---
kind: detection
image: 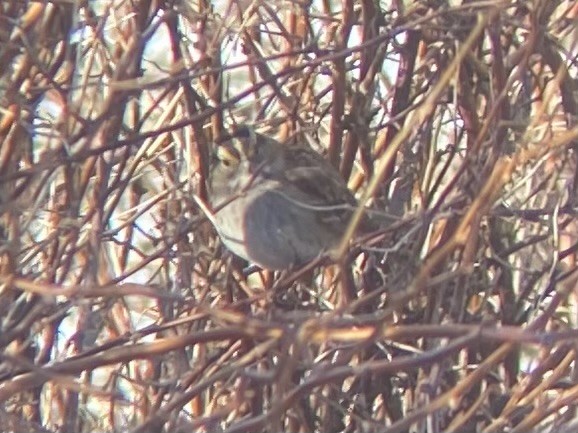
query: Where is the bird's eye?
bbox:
[216,145,240,168]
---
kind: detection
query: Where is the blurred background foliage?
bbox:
[2,0,578,432]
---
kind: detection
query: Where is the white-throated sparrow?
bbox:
[207,126,370,270]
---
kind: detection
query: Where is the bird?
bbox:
[206,126,370,270]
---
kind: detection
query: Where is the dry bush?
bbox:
[1,1,578,432]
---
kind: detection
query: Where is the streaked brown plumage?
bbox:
[207,126,370,269]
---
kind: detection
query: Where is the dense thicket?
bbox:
[1,1,578,432]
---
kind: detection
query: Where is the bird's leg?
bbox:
[242,263,262,277]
